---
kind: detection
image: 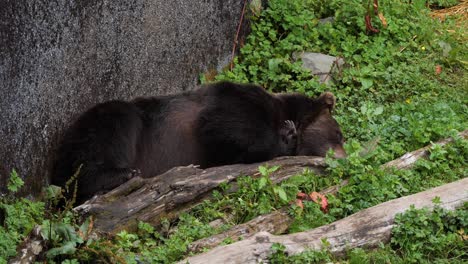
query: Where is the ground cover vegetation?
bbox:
[1,0,466,263]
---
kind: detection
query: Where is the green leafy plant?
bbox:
[6,169,23,193]
[0,170,44,263]
[390,203,468,263]
[41,219,84,259]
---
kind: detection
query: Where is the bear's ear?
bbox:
[318,92,336,111]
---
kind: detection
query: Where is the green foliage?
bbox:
[0,198,44,262]
[6,169,23,193]
[288,199,336,232]
[112,215,220,264]
[390,203,468,263]
[41,219,83,259]
[269,239,336,263]
[191,165,291,225]
[0,170,125,263]
[218,0,466,99]
[215,0,326,92]
[0,171,44,262]
[334,136,466,215]
[427,0,460,8]
[285,137,466,232]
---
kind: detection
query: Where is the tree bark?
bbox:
[181,178,468,264]
[75,156,326,234]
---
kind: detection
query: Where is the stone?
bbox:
[295,52,344,84]
[319,17,334,24]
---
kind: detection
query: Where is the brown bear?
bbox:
[51,81,345,204]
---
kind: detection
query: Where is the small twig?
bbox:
[230,0,248,70]
[323,56,344,83]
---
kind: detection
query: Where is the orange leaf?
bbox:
[309,192,329,212]
[435,65,442,75]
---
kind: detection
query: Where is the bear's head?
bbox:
[296,92,346,158]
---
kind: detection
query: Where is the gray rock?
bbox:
[0,0,250,197]
[295,52,344,84]
[319,17,334,24]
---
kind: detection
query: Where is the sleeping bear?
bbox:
[51,81,345,204]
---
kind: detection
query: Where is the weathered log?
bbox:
[383,130,467,169]
[181,177,468,264]
[75,156,326,234]
[187,130,467,253]
[189,209,291,253]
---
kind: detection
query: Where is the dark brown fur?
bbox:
[51,82,344,204]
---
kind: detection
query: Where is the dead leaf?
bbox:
[309,192,329,212]
[365,15,379,33]
[378,12,387,28]
[435,65,442,75]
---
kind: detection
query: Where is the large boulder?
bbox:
[0,0,250,197]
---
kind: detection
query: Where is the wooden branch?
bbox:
[383,130,467,169]
[187,130,467,253]
[181,178,468,264]
[188,209,291,253]
[75,156,326,234]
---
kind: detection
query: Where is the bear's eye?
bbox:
[336,131,343,143]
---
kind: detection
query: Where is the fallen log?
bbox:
[383,130,467,169]
[188,209,292,254]
[181,177,468,264]
[75,156,326,234]
[187,130,467,252]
